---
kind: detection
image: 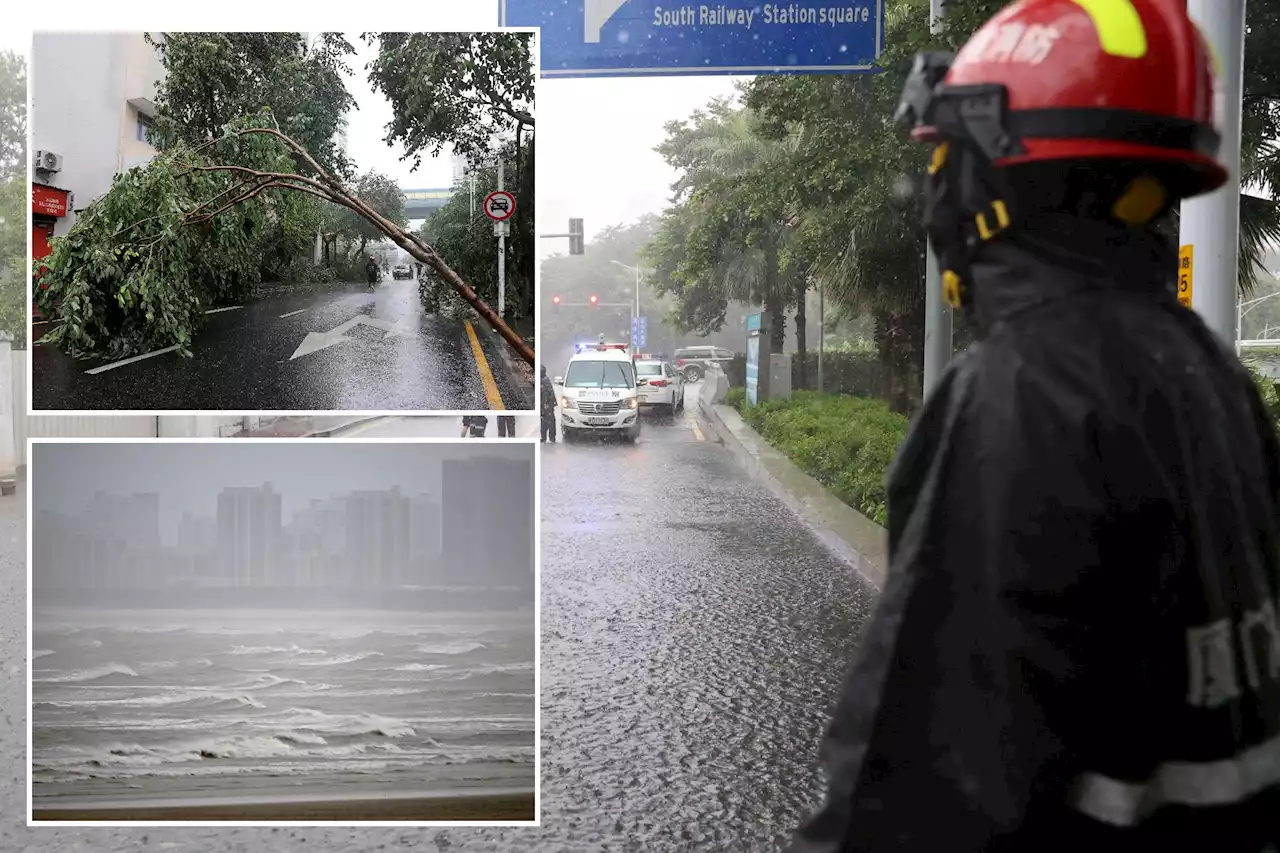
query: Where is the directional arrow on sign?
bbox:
[289,315,413,361]
[584,0,629,43]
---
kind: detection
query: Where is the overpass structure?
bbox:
[402,188,454,219]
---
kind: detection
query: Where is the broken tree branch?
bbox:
[178,127,535,365]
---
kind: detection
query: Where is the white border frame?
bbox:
[25,24,543,420]
[26,435,542,828]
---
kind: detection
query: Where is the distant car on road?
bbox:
[672,346,734,382]
[392,264,412,280]
[634,359,685,415]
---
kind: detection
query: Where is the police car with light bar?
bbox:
[554,340,645,443]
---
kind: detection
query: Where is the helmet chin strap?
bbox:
[925,137,1017,313]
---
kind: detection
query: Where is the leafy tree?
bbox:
[0,51,26,346]
[419,138,535,322]
[645,100,815,383]
[325,170,407,261]
[366,32,535,320]
[0,50,24,179]
[364,31,534,169]
[147,32,356,181]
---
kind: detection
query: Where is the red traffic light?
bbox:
[552,295,561,305]
[589,295,598,305]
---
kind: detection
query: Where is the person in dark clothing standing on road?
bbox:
[460,415,487,438]
[540,365,557,443]
[364,255,379,289]
[497,415,516,437]
[788,3,1280,852]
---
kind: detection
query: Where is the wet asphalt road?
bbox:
[1,395,879,851]
[32,281,532,411]
[334,415,539,438]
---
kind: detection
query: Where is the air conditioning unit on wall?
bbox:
[35,150,63,173]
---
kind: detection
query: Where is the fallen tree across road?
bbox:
[36,114,535,365]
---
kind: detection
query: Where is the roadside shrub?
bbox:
[266,259,339,286]
[725,386,746,411]
[1244,361,1280,427]
[740,391,908,525]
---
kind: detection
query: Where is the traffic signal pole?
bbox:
[1180,0,1247,348]
[921,0,952,401]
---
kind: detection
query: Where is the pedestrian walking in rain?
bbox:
[497,415,515,437]
[540,365,557,443]
[788,2,1280,852]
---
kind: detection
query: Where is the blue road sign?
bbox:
[631,315,648,349]
[499,0,885,78]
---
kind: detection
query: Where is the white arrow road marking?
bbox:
[585,0,629,43]
[278,309,307,319]
[289,315,414,360]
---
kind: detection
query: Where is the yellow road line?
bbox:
[464,321,506,410]
[691,420,705,441]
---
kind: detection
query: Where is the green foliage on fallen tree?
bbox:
[34,113,317,359]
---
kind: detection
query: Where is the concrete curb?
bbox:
[698,397,888,590]
[472,314,535,410]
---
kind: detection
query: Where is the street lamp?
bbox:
[611,260,653,355]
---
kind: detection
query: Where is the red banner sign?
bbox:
[32,184,69,217]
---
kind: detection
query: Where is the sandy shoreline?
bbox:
[33,791,535,822]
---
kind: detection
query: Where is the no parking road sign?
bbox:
[483,190,517,222]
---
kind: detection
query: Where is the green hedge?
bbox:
[732,390,907,525]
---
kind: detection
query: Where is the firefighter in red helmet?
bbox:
[788,2,1280,851]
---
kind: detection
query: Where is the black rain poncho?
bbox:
[788,217,1280,853]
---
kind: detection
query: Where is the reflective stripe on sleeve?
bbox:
[1069,733,1280,826]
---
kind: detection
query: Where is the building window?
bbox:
[136,116,153,144]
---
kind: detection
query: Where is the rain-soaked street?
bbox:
[31,280,531,411]
[0,394,880,852]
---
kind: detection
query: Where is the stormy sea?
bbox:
[31,608,535,812]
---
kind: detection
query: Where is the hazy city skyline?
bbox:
[33,446,534,594]
[31,443,530,536]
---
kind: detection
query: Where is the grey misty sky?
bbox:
[540,76,748,240]
[31,442,532,534]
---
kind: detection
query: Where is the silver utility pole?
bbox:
[921,0,952,400]
[1181,0,1247,347]
[497,159,506,319]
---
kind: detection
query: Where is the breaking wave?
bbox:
[38,663,138,684]
[414,640,486,655]
[296,652,384,667]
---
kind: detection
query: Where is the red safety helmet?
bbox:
[897,0,1226,198]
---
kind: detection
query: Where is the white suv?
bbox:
[555,343,644,443]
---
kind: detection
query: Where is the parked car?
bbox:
[672,346,734,382]
[634,359,685,415]
[392,264,412,280]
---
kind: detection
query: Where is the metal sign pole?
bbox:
[921,0,952,401]
[1180,0,1247,348]
[497,160,506,319]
